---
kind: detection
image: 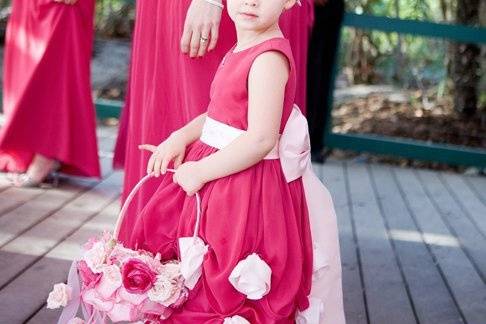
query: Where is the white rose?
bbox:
[84,241,107,273]
[228,253,272,300]
[162,262,182,279]
[46,283,72,309]
[147,274,181,306]
[223,315,251,324]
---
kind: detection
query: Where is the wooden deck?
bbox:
[0,125,485,324]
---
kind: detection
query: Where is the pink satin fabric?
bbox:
[0,0,100,177]
[277,106,345,324]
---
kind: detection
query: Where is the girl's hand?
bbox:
[139,133,187,177]
[53,0,78,4]
[173,162,206,196]
[181,0,223,58]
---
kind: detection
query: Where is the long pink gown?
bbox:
[124,38,313,323]
[114,1,313,242]
[0,0,100,178]
[114,0,236,241]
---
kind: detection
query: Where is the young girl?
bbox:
[123,0,344,322]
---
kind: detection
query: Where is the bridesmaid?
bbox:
[114,0,316,241]
[113,0,236,241]
[0,0,100,186]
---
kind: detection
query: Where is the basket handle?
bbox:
[113,169,202,241]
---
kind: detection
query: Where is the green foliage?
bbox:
[339,0,483,94]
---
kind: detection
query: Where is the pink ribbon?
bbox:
[58,261,106,324]
[278,105,345,324]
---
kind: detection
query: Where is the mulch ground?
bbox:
[329,92,486,172]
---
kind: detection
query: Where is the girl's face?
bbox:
[227,0,297,32]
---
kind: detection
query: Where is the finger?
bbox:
[189,28,201,58]
[198,26,211,57]
[208,24,219,51]
[153,155,163,177]
[173,153,185,169]
[172,172,178,185]
[146,153,156,175]
[160,155,173,175]
[180,25,192,54]
[139,144,157,153]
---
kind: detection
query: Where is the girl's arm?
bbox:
[173,112,208,146]
[140,113,207,176]
[174,51,290,193]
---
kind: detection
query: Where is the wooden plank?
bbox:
[394,168,486,323]
[3,201,120,324]
[417,170,486,281]
[0,172,122,289]
[0,154,115,250]
[346,162,416,324]
[465,176,486,205]
[0,187,46,216]
[441,172,486,245]
[0,183,91,248]
[370,164,462,324]
[321,161,368,324]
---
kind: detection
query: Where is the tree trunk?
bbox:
[451,0,480,116]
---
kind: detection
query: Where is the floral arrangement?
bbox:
[47,231,189,324]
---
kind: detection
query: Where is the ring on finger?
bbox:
[200,36,209,43]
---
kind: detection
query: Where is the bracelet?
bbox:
[203,0,224,9]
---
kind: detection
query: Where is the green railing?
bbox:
[322,13,486,167]
[95,99,123,119]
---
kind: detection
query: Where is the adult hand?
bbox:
[181,0,223,58]
[53,0,79,4]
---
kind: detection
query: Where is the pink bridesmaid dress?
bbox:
[124,38,313,324]
[0,0,100,178]
[280,0,314,114]
[114,0,236,241]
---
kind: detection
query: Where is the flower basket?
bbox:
[47,172,208,324]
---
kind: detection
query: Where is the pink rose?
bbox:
[108,244,139,266]
[140,300,173,321]
[82,289,114,312]
[117,286,147,305]
[107,301,141,322]
[122,259,157,294]
[47,283,72,309]
[83,241,107,273]
[83,236,100,251]
[96,265,122,299]
[78,260,101,289]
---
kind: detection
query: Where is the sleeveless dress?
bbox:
[123,38,314,323]
[0,0,100,177]
[113,2,314,242]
